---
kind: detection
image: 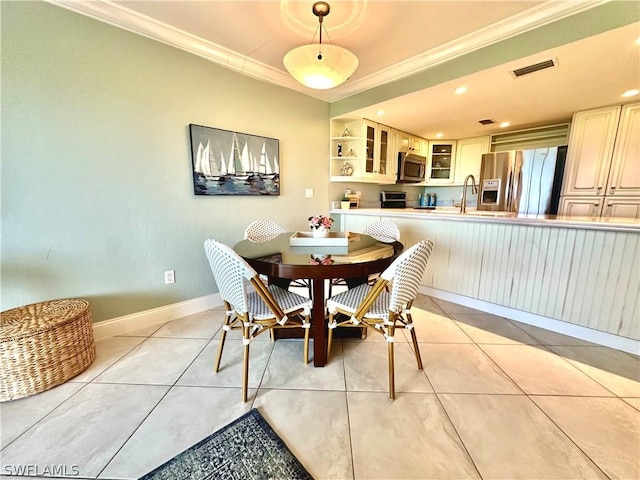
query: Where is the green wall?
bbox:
[1,2,329,321]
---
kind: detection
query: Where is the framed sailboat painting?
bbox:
[189,124,280,196]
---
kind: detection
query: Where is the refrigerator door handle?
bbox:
[508,165,521,213]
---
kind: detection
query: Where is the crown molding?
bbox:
[46,0,608,103]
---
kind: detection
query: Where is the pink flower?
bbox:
[308,214,334,230]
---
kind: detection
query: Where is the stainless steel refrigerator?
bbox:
[478,146,567,214]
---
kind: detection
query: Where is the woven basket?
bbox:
[1,299,96,402]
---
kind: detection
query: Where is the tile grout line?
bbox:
[340,340,357,480]
[94,326,219,480]
[525,394,613,480]
[432,391,485,480]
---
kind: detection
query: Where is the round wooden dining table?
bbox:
[234,232,403,366]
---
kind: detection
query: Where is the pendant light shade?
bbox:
[283,44,358,90]
[283,2,359,90]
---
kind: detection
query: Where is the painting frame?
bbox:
[189,124,280,196]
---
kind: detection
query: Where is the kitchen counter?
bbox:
[334,207,639,353]
[330,207,640,233]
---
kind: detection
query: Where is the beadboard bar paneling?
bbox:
[338,211,640,341]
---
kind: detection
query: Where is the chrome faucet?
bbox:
[461,174,478,213]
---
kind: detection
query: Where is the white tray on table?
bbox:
[289,231,358,247]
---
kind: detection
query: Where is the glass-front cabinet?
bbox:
[364,121,375,176]
[427,140,457,184]
[364,120,391,179]
[330,117,395,184]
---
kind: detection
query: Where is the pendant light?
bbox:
[283,2,359,90]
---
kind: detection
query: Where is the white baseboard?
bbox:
[93,288,639,355]
[93,293,223,340]
[420,286,640,355]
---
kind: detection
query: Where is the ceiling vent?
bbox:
[511,59,556,78]
[478,119,496,125]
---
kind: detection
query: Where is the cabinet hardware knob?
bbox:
[597,187,602,190]
[607,203,613,207]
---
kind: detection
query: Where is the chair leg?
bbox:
[214,313,231,372]
[242,324,250,403]
[327,313,335,362]
[303,316,310,364]
[387,325,396,401]
[408,317,423,370]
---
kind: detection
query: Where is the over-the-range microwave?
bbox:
[397,152,427,183]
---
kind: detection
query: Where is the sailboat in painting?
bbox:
[194,140,213,178]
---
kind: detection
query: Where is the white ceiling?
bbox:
[50,0,640,139]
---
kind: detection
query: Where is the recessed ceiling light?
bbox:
[435,133,443,138]
[500,122,510,128]
[376,109,386,116]
[622,89,639,97]
[454,86,468,95]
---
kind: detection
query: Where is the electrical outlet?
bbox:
[305,188,314,199]
[164,270,175,284]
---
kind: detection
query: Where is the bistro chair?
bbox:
[244,220,312,297]
[243,219,286,243]
[328,220,401,297]
[204,238,312,402]
[326,239,434,400]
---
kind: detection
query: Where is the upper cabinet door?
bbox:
[364,120,376,177]
[398,131,423,154]
[376,124,391,179]
[453,136,490,185]
[562,105,621,196]
[427,141,457,184]
[607,103,640,196]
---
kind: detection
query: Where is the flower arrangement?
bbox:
[308,215,334,230]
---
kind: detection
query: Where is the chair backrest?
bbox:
[363,220,400,243]
[204,239,256,314]
[380,240,434,313]
[244,220,286,243]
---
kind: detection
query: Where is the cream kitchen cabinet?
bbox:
[559,195,640,219]
[329,118,396,184]
[602,197,640,219]
[607,103,640,196]
[562,105,620,196]
[562,103,639,197]
[452,136,490,185]
[426,140,457,184]
[560,102,639,217]
[363,120,396,183]
[559,196,604,217]
[398,131,425,155]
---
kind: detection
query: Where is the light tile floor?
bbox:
[1,295,639,480]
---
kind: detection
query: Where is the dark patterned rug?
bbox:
[139,408,313,480]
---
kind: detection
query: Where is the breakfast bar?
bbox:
[333,208,640,353]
